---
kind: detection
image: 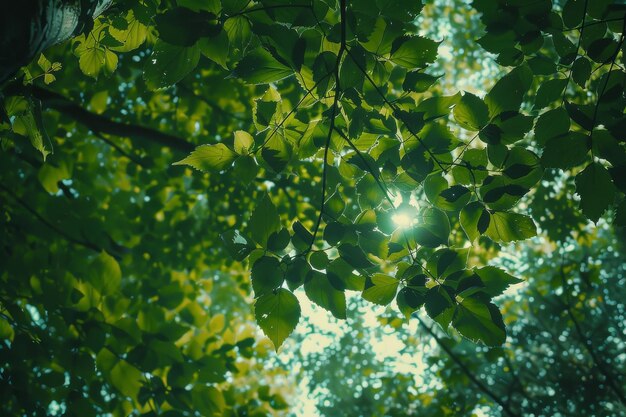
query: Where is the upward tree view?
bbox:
[1,0,625,415]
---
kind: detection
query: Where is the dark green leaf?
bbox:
[255,288,300,351]
[144,42,200,90]
[413,207,450,248]
[304,270,347,319]
[390,36,439,69]
[251,256,284,296]
[249,194,281,246]
[452,296,506,346]
[338,243,374,269]
[484,65,533,116]
[454,92,490,130]
[232,48,292,84]
[474,266,523,297]
[396,287,425,319]
[402,71,442,92]
[534,78,567,109]
[575,162,616,222]
[541,132,590,169]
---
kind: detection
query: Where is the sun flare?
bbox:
[391,213,414,229]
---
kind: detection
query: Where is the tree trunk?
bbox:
[0,0,111,85]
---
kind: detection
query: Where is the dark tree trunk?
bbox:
[0,0,111,85]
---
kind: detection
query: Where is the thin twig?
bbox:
[562,0,590,105]
[417,316,522,417]
[306,0,347,253]
[0,184,103,254]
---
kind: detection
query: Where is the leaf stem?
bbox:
[561,0,590,105]
[588,16,626,143]
[344,48,447,173]
[306,0,347,253]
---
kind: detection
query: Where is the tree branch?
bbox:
[562,0,590,105]
[344,48,447,173]
[417,316,522,417]
[306,0,347,253]
[0,184,103,254]
[558,255,626,405]
[27,86,195,154]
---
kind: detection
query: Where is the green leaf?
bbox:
[338,244,374,269]
[593,130,626,166]
[221,230,255,260]
[541,132,590,169]
[232,48,292,84]
[424,174,471,211]
[390,36,439,69]
[428,248,466,279]
[323,222,345,246]
[454,92,490,130]
[267,228,290,252]
[413,207,450,248]
[362,274,399,306]
[198,30,229,69]
[565,101,594,131]
[173,143,238,171]
[415,93,461,120]
[78,47,106,78]
[251,256,284,296]
[144,42,200,90]
[340,47,365,90]
[460,201,490,242]
[396,287,425,319]
[233,130,254,154]
[304,271,346,319]
[15,104,53,161]
[192,386,225,416]
[534,78,568,109]
[255,288,300,351]
[403,71,441,92]
[587,38,618,63]
[292,221,313,250]
[285,257,311,291]
[572,57,591,88]
[474,266,523,297]
[484,65,533,116]
[534,108,570,145]
[154,7,218,46]
[254,99,278,128]
[575,162,616,222]
[109,359,142,398]
[562,0,586,28]
[452,296,506,346]
[327,258,365,291]
[89,251,122,295]
[222,0,249,14]
[249,194,281,246]
[484,211,537,243]
[425,286,456,328]
[325,190,346,218]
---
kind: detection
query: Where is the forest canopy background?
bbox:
[1,0,626,416]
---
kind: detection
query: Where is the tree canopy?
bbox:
[1,0,625,416]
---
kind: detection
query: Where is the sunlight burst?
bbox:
[391,213,414,229]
